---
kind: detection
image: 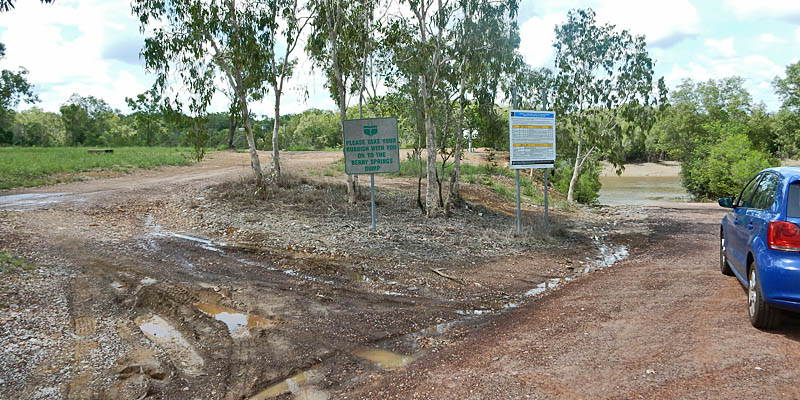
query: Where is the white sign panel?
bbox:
[508,110,556,169]
[343,117,400,175]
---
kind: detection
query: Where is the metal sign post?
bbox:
[508,108,556,233]
[342,118,400,232]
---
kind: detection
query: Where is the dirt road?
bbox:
[344,204,800,399]
[2,151,798,399]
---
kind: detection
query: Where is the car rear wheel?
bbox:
[748,262,780,330]
[720,231,734,276]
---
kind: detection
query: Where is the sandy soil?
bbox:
[2,150,797,399]
[601,160,682,177]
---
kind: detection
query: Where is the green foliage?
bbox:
[0,249,36,273]
[0,147,194,189]
[0,42,38,143]
[551,158,601,204]
[290,109,341,149]
[681,134,777,200]
[774,61,800,113]
[553,8,660,202]
[126,88,166,146]
[11,107,64,146]
[59,94,115,146]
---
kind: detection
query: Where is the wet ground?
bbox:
[6,152,791,399]
[0,151,628,399]
[343,203,800,399]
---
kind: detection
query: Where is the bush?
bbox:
[681,133,777,200]
[551,159,601,204]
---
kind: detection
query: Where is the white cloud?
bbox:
[518,13,564,68]
[590,0,700,48]
[0,0,152,112]
[665,55,784,109]
[724,0,800,22]
[759,33,786,45]
[704,37,736,57]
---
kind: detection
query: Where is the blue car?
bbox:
[719,167,800,329]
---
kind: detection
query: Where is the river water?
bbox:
[598,175,691,205]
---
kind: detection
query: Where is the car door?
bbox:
[746,172,781,257]
[727,173,763,277]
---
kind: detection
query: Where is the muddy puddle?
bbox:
[136,314,205,376]
[352,347,420,370]
[250,347,420,399]
[140,214,630,398]
[194,302,273,338]
[249,369,328,400]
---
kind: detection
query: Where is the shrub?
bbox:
[681,133,777,200]
[551,159,601,204]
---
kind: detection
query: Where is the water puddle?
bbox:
[140,277,157,286]
[136,314,204,376]
[352,347,419,370]
[0,192,72,210]
[249,369,328,400]
[144,215,226,253]
[194,302,273,338]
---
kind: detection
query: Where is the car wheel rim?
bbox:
[721,237,726,263]
[749,269,757,317]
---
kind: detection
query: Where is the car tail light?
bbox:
[768,221,800,252]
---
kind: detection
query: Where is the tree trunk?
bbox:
[227,112,236,149]
[567,122,582,203]
[271,98,281,180]
[421,75,438,217]
[446,60,467,211]
[234,73,262,185]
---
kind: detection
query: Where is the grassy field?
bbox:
[0,147,195,190]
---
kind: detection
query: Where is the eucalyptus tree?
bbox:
[132,0,277,184]
[267,0,312,180]
[380,0,456,216]
[125,88,164,146]
[307,0,377,203]
[445,0,519,211]
[553,9,659,203]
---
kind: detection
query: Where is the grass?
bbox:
[0,147,195,190]
[0,249,36,273]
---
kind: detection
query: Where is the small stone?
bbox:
[755,367,764,371]
[646,369,655,375]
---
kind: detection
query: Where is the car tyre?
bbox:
[720,231,734,276]
[748,261,780,330]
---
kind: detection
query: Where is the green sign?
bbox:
[343,118,400,175]
[363,125,378,136]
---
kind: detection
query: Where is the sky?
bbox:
[1,0,799,116]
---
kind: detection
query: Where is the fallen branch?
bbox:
[428,267,465,285]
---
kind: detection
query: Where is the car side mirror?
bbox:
[718,197,734,208]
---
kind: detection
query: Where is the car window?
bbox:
[736,174,762,208]
[750,173,780,210]
[788,182,800,218]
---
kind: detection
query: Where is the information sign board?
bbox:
[343,117,400,175]
[508,110,556,169]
